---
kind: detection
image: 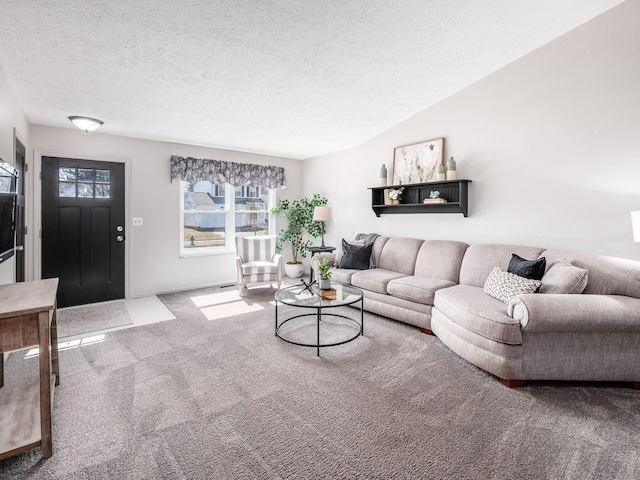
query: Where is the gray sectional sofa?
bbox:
[312,236,640,388]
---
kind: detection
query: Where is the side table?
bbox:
[307,245,336,280]
[0,278,60,460]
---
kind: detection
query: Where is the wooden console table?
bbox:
[0,278,59,460]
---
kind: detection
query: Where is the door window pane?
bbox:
[59,182,76,197]
[78,183,94,197]
[59,168,76,181]
[95,184,111,198]
[95,170,110,183]
[77,169,94,181]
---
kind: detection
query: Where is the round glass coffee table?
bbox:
[274,283,364,356]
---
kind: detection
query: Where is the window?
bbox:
[58,167,111,198]
[181,180,275,254]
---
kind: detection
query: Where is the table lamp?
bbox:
[313,206,332,247]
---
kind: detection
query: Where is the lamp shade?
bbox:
[313,206,332,222]
[632,211,640,242]
[68,116,103,133]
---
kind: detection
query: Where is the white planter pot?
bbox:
[284,262,305,279]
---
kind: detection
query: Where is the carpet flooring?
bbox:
[57,300,133,338]
[1,285,639,479]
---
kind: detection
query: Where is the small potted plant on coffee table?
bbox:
[317,257,332,290]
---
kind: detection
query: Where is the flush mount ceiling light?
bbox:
[68,116,103,133]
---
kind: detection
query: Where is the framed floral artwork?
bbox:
[391,138,444,185]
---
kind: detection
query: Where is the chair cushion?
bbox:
[387,276,456,305]
[241,261,279,275]
[351,269,407,294]
[434,284,523,345]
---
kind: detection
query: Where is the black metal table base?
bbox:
[275,300,364,356]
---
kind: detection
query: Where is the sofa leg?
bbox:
[238,283,244,296]
[419,328,433,335]
[633,382,640,390]
[498,377,527,388]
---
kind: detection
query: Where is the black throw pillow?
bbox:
[507,254,546,280]
[338,239,373,270]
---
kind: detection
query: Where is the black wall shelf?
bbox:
[369,179,471,217]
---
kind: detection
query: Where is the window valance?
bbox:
[170,155,287,189]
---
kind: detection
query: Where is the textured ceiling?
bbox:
[0,1,625,159]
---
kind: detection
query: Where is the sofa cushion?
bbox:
[377,237,424,275]
[351,269,407,294]
[434,284,523,345]
[539,259,588,294]
[507,254,546,280]
[483,267,542,303]
[413,240,469,282]
[459,244,545,287]
[371,236,390,268]
[541,249,640,298]
[338,239,373,270]
[387,276,456,305]
[330,267,361,285]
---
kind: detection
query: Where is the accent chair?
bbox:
[235,235,283,295]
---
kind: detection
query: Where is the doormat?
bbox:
[57,300,133,338]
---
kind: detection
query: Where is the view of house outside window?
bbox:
[181,180,274,253]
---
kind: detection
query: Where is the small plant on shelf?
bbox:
[388,187,404,202]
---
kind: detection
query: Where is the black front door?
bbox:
[41,157,125,307]
[14,138,25,282]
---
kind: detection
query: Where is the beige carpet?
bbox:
[57,300,132,338]
[1,284,639,479]
[56,296,176,339]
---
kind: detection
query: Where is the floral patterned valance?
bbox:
[170,155,287,189]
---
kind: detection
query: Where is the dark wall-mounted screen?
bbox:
[0,193,15,264]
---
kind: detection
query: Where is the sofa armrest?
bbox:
[311,253,337,270]
[508,294,640,332]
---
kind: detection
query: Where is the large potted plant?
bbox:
[269,194,328,278]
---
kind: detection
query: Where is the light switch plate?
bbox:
[132,217,143,226]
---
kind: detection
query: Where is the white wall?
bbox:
[303,1,640,261]
[29,125,303,296]
[0,64,30,284]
